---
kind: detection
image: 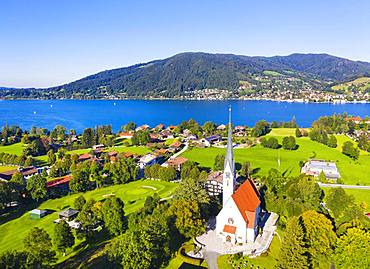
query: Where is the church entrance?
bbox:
[226,235,231,242]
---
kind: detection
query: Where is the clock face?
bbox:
[225,172,230,178]
[228,218,234,224]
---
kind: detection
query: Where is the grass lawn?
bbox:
[0,165,17,172]
[217,236,281,269]
[0,142,25,155]
[182,130,370,185]
[322,188,370,206]
[0,180,177,263]
[107,145,150,155]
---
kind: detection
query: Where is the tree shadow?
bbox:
[0,200,41,225]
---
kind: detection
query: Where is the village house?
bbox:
[29,209,48,219]
[78,153,92,162]
[154,123,165,130]
[138,153,159,169]
[158,130,174,140]
[163,156,188,171]
[136,124,150,131]
[205,171,223,196]
[217,124,226,131]
[301,160,341,181]
[0,166,38,181]
[46,175,73,189]
[92,144,105,151]
[119,131,134,139]
[169,140,183,152]
[203,134,222,147]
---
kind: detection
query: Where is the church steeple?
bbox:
[224,106,234,173]
[222,106,236,207]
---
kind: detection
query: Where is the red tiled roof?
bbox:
[232,179,260,228]
[223,224,237,234]
[79,153,92,160]
[119,132,133,137]
[167,156,188,166]
[346,116,362,122]
[47,175,72,188]
[108,151,118,157]
[171,141,182,148]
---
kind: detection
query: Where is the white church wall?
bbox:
[216,198,247,243]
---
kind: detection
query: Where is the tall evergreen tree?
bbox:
[276,216,309,269]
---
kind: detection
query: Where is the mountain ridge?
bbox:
[1,52,370,99]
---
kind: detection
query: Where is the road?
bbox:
[318,183,370,190]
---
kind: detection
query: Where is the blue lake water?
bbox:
[0,100,369,132]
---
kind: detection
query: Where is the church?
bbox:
[216,108,261,244]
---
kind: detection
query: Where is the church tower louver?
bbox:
[222,106,236,207]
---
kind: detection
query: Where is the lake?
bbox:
[0,100,369,132]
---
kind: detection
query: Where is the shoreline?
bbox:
[1,97,370,104]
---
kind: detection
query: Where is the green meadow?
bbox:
[182,129,370,185]
[0,165,17,172]
[0,180,177,262]
[0,142,25,155]
[322,188,370,206]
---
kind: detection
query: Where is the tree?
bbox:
[202,121,216,135]
[24,227,56,265]
[282,136,296,150]
[327,135,337,148]
[109,157,139,184]
[77,199,102,238]
[334,228,370,269]
[342,141,359,160]
[0,182,12,210]
[240,161,251,178]
[300,210,336,267]
[213,154,225,171]
[251,120,270,137]
[123,122,136,132]
[168,199,206,238]
[131,130,150,145]
[47,149,56,165]
[261,137,280,149]
[102,197,125,236]
[295,128,302,137]
[0,250,29,269]
[10,172,25,196]
[276,216,309,269]
[69,168,90,193]
[73,195,86,211]
[82,128,95,148]
[53,220,75,255]
[26,174,47,201]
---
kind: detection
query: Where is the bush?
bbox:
[261,137,280,149]
[342,141,359,160]
[282,136,297,150]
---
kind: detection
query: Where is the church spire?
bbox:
[224,106,234,172]
[222,106,236,207]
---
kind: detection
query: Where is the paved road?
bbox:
[318,183,370,190]
[204,251,219,269]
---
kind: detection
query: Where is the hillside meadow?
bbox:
[182,128,370,185]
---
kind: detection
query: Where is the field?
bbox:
[0,180,177,262]
[0,142,25,155]
[332,76,370,92]
[0,165,17,172]
[182,129,370,185]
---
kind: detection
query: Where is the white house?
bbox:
[215,107,261,244]
[138,154,159,169]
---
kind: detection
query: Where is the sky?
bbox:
[1,0,369,88]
